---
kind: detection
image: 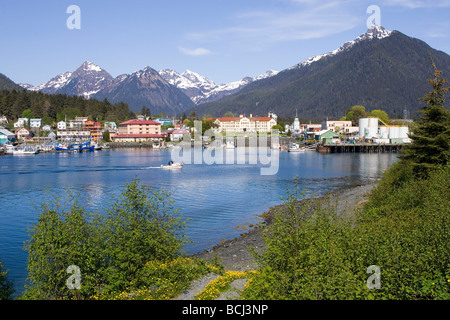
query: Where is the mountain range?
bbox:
[194,25,450,119]
[17,62,278,115]
[158,69,278,105]
[5,24,450,120]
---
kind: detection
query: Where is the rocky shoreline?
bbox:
[193,182,376,272]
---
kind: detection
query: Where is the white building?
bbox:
[30,119,42,128]
[321,120,358,134]
[15,127,32,140]
[0,116,9,124]
[57,121,67,130]
[57,129,91,141]
[14,118,29,128]
[213,114,277,134]
[170,129,190,142]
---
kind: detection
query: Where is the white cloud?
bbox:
[185,1,360,51]
[178,47,211,56]
[383,0,450,8]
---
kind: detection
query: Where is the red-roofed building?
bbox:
[213,114,277,133]
[112,117,163,142]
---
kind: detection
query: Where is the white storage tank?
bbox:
[365,127,378,139]
[389,127,400,139]
[379,126,389,139]
[399,127,409,139]
[368,117,379,128]
[359,118,369,137]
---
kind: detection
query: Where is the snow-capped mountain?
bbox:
[25,71,73,94]
[159,69,279,104]
[22,61,113,98]
[92,66,195,114]
[291,24,392,69]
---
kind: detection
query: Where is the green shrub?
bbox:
[242,165,449,300]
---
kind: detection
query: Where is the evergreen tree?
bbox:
[401,61,450,175]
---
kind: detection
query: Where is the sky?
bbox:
[1,0,450,86]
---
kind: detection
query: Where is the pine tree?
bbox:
[401,60,450,175]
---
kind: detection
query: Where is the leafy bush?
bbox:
[242,165,449,300]
[21,178,190,300]
[0,259,14,300]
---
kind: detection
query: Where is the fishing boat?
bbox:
[288,143,306,152]
[161,161,184,169]
[56,142,95,153]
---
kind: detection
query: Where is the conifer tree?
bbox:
[401,60,450,175]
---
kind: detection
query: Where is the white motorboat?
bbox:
[13,147,38,155]
[288,143,305,152]
[161,161,184,169]
[4,144,17,154]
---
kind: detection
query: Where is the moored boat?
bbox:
[288,143,306,152]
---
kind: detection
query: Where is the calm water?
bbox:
[0,148,398,294]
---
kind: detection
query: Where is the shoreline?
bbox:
[193,181,377,271]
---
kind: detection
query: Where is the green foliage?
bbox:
[272,124,284,132]
[370,109,390,124]
[22,179,188,300]
[242,165,450,300]
[22,192,99,300]
[401,62,450,175]
[93,257,221,300]
[21,108,34,119]
[96,179,188,292]
[0,89,135,123]
[0,259,14,300]
[346,105,368,126]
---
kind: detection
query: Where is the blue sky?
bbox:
[1,0,450,86]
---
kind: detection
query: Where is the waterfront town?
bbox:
[0,110,411,155]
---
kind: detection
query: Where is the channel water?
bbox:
[0,148,398,294]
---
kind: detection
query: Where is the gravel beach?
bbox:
[194,182,376,271]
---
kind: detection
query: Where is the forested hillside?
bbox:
[0,89,135,124]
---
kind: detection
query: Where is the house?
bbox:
[315,130,340,144]
[0,116,10,124]
[112,118,163,142]
[30,119,42,128]
[57,121,67,130]
[15,128,32,141]
[69,117,88,129]
[42,125,52,131]
[47,131,57,141]
[14,118,29,128]
[170,129,190,142]
[0,127,16,144]
[84,120,102,141]
[213,114,277,134]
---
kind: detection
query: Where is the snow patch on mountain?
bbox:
[159,69,279,104]
[291,25,392,69]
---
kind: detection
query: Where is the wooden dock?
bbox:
[318,144,403,153]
